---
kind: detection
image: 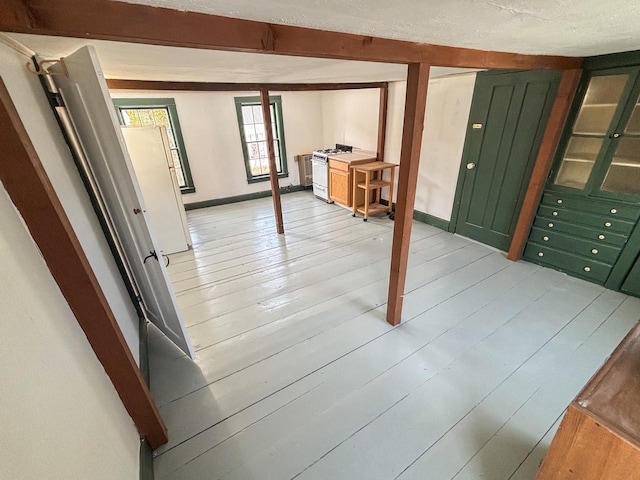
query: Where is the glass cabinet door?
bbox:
[600,97,640,195]
[554,74,630,189]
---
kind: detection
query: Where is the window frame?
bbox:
[234,95,289,184]
[112,98,196,194]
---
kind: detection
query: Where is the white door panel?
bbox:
[51,46,194,357]
[122,127,190,255]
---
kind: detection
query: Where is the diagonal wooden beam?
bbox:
[387,63,430,326]
[260,89,284,234]
[0,77,168,449]
[0,0,582,69]
[507,69,582,261]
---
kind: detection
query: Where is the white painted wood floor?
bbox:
[149,191,640,480]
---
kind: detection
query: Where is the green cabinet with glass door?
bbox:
[524,53,640,296]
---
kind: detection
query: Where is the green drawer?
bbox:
[538,205,635,234]
[529,227,621,265]
[541,193,640,221]
[533,216,628,247]
[523,243,612,284]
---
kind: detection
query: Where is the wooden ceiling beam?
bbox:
[106,79,389,92]
[1,0,582,70]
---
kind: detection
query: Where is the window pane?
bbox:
[152,108,169,127]
[273,140,280,160]
[169,149,181,169]
[241,105,254,125]
[248,142,260,160]
[573,75,628,135]
[122,109,140,127]
[254,123,266,141]
[258,141,267,158]
[252,105,263,124]
[554,136,603,189]
[244,124,257,142]
[249,159,261,175]
[624,95,640,134]
[601,137,640,194]
[165,126,177,149]
[260,158,270,175]
[137,109,155,126]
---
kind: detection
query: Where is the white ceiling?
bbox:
[8,33,476,84]
[10,0,640,85]
[116,0,640,57]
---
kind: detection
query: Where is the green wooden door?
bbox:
[453,70,561,251]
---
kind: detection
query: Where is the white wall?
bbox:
[0,184,140,480]
[320,75,476,222]
[321,88,380,151]
[0,44,141,362]
[384,74,476,221]
[110,90,324,204]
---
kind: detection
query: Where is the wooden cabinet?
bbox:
[524,59,640,295]
[329,159,351,206]
[536,322,640,479]
[328,157,375,207]
[523,191,639,284]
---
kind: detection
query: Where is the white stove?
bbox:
[311,146,352,202]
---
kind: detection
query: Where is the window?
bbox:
[113,98,195,194]
[235,96,288,183]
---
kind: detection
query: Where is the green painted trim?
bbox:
[112,98,196,194]
[234,95,289,183]
[139,437,153,480]
[583,50,640,71]
[184,185,307,210]
[413,210,450,231]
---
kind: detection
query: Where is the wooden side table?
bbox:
[351,162,398,221]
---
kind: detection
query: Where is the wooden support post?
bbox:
[377,83,389,161]
[386,63,430,326]
[0,78,168,448]
[260,89,284,234]
[507,69,582,261]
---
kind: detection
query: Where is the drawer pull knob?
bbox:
[605,221,612,227]
[584,266,591,272]
[538,252,544,257]
[543,236,549,241]
[591,249,599,254]
[598,234,606,240]
[610,208,617,214]
[548,222,554,228]
[557,199,563,204]
[552,211,559,216]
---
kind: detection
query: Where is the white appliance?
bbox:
[311,146,353,202]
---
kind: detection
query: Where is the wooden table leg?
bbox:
[352,166,358,217]
[388,166,396,214]
[364,171,370,221]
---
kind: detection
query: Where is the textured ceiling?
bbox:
[115,0,640,57]
[9,33,477,83]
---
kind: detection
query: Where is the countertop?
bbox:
[327,149,378,164]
